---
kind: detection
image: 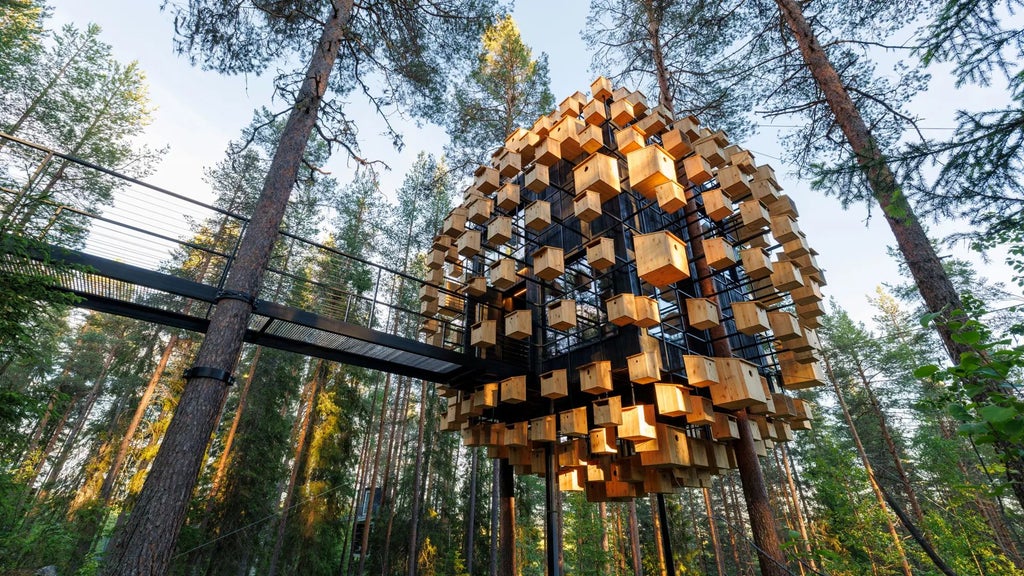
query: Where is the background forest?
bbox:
[1,0,1024,575]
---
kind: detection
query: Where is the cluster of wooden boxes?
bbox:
[426,77,825,500]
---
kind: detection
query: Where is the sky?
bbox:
[42,0,1021,328]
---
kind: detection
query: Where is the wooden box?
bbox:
[418,284,438,302]
[500,375,526,404]
[580,360,613,395]
[627,351,661,384]
[497,150,521,178]
[750,180,781,205]
[474,166,499,194]
[579,124,604,154]
[768,310,803,341]
[590,427,618,455]
[504,422,529,447]
[456,229,481,257]
[463,276,487,298]
[739,247,774,279]
[618,404,657,442]
[702,237,737,269]
[593,396,622,427]
[702,188,734,221]
[487,215,512,245]
[532,246,564,281]
[495,181,519,211]
[558,92,586,118]
[591,75,613,101]
[626,145,676,198]
[772,393,798,419]
[467,196,493,225]
[716,165,750,197]
[633,231,690,287]
[784,234,810,258]
[474,382,498,410]
[711,413,740,440]
[442,207,467,238]
[655,180,686,213]
[635,112,667,137]
[470,319,497,348]
[771,260,805,292]
[505,309,532,340]
[573,152,621,201]
[420,318,438,334]
[768,194,799,218]
[661,127,693,159]
[615,125,645,154]
[793,398,813,422]
[731,149,756,173]
[606,293,637,326]
[640,423,694,468]
[525,200,551,231]
[683,154,713,185]
[420,297,438,317]
[540,369,568,399]
[551,116,584,158]
[559,468,585,492]
[684,393,716,425]
[682,355,719,387]
[770,214,801,244]
[586,237,616,271]
[533,137,560,166]
[634,295,661,328]
[524,163,549,193]
[686,298,720,330]
[609,98,634,127]
[694,138,727,167]
[529,415,557,443]
[560,406,589,437]
[779,354,826,390]
[739,200,771,229]
[574,189,602,223]
[732,300,770,335]
[710,357,768,410]
[490,258,517,291]
[791,278,823,306]
[583,98,607,125]
[654,383,690,417]
[547,299,577,330]
[749,377,777,415]
[625,90,649,114]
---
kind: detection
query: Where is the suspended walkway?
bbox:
[0,133,520,386]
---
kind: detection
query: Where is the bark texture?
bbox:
[100,3,353,574]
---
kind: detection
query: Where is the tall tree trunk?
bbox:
[703,487,726,576]
[649,495,667,576]
[853,360,926,524]
[40,340,120,494]
[205,345,261,503]
[465,447,479,576]
[824,357,913,576]
[406,380,430,576]
[100,334,179,504]
[779,444,816,571]
[489,459,499,576]
[773,0,1024,512]
[266,363,323,576]
[642,1,672,110]
[498,459,515,576]
[627,499,642,576]
[598,502,610,576]
[99,4,354,574]
[358,371,397,576]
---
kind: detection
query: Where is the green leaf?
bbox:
[913,364,940,378]
[979,404,1018,424]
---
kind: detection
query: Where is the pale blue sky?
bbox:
[43,0,1020,326]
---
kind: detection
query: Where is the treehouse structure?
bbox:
[420,77,826,569]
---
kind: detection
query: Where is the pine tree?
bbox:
[440,15,554,170]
